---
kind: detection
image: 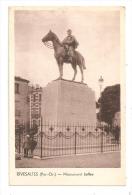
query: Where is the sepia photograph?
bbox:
[9,6,125,185]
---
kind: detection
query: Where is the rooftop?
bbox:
[15,76,29,83]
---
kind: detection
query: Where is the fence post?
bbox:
[40,116,43,159]
[75,127,77,155]
[101,130,103,153]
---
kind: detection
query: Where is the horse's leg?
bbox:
[57,59,63,79]
[60,59,63,79]
[59,64,62,79]
[57,65,62,79]
[71,64,77,81]
[60,63,63,78]
[72,67,77,81]
[79,65,84,83]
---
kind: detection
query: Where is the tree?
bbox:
[97,84,120,125]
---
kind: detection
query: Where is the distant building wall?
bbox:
[15,76,29,131]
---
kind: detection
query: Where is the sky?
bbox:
[15,7,121,99]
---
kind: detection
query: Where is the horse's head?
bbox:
[42,30,54,43]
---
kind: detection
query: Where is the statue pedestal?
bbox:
[41,79,96,125]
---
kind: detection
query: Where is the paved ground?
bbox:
[16,151,120,168]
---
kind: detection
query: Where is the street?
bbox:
[16,151,120,168]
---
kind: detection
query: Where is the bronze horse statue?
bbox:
[42,30,86,82]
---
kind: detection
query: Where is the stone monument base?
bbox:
[41,79,96,125]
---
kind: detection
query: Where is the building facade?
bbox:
[15,76,30,131]
[15,76,43,133]
[29,85,42,129]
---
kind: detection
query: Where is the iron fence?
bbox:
[15,123,120,158]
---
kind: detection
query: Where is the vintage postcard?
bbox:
[9,6,125,185]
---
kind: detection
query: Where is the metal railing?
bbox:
[15,123,120,158]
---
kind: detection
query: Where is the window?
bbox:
[15,119,19,125]
[39,108,41,116]
[15,109,21,116]
[39,94,41,101]
[15,83,19,94]
[33,94,36,102]
[15,120,20,130]
[32,120,37,127]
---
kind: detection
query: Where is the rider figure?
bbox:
[62,29,79,62]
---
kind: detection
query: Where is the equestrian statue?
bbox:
[42,29,86,83]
